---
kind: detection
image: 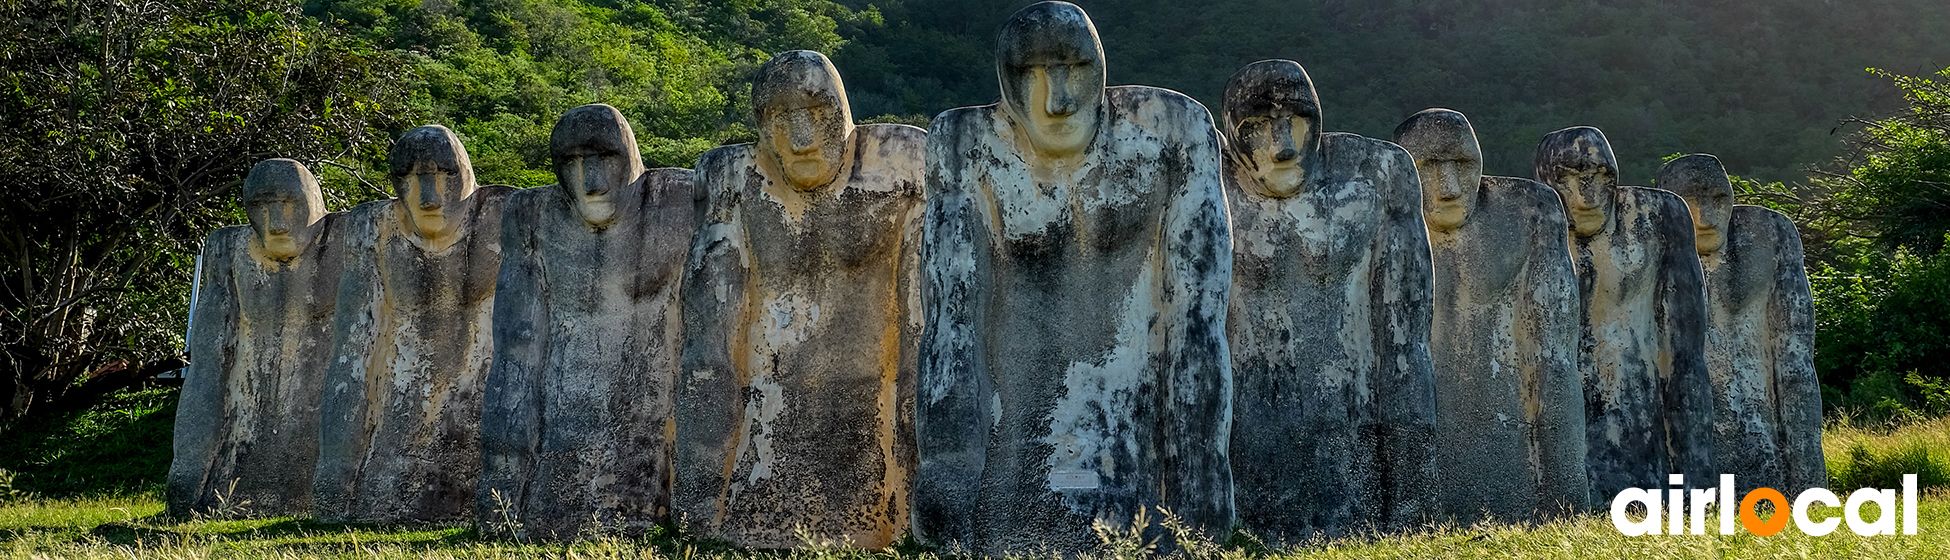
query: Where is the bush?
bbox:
[1811,238,1950,417]
[0,386,179,498]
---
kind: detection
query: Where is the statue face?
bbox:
[389,126,476,240]
[1394,109,1483,232]
[551,104,645,229]
[1659,154,1735,255]
[997,2,1106,160]
[1223,60,1324,198]
[1535,128,1619,237]
[1232,107,1319,198]
[754,51,853,191]
[241,159,326,261]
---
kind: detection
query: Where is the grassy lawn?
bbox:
[4,493,1948,559]
[1,411,1946,558]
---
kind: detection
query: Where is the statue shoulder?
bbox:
[473,184,518,204]
[1322,132,1410,159]
[926,105,999,147]
[1622,185,1692,218]
[1730,204,1802,252]
[857,122,927,146]
[1730,204,1795,235]
[1105,85,1217,132]
[696,143,756,174]
[501,184,559,224]
[1321,133,1417,189]
[204,225,254,256]
[1487,175,1569,224]
[642,166,697,202]
[853,123,927,198]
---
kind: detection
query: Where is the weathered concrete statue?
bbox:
[1659,154,1825,493]
[674,50,923,548]
[1393,109,1586,522]
[1221,60,1436,541]
[477,104,695,538]
[1533,127,1714,499]
[914,2,1234,554]
[313,125,514,523]
[168,159,346,517]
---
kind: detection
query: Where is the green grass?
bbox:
[1825,414,1950,491]
[3,492,1948,558]
[7,393,1950,558]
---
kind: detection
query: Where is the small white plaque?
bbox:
[1048,470,1101,490]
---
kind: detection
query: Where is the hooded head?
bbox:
[996,2,1106,160]
[1658,154,1735,256]
[388,125,477,241]
[754,50,854,191]
[1223,60,1324,198]
[551,104,645,229]
[1534,126,1619,237]
[241,158,328,261]
[1393,109,1483,231]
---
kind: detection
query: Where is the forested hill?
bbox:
[832,0,1950,183]
[300,0,1949,185]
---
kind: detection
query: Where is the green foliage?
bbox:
[1821,68,1950,256]
[1809,242,1950,414]
[0,386,178,498]
[303,0,880,180]
[831,0,1950,184]
[0,0,415,424]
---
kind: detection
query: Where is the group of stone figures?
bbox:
[167,1,1825,554]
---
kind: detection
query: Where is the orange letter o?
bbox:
[1740,488,1791,536]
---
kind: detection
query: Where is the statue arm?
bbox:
[1651,191,1716,481]
[673,150,750,530]
[1515,181,1589,514]
[1158,122,1235,527]
[313,204,383,519]
[167,231,240,516]
[1368,143,1438,526]
[477,192,547,526]
[912,110,993,546]
[1760,210,1826,488]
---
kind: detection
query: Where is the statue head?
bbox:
[1534,126,1619,237]
[388,125,477,241]
[754,50,854,191]
[996,1,1105,160]
[1658,154,1734,256]
[241,158,327,261]
[1393,109,1483,231]
[551,104,644,229]
[1222,60,1324,198]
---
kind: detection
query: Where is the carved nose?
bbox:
[417,178,443,210]
[1274,148,1298,163]
[789,116,818,154]
[570,158,607,196]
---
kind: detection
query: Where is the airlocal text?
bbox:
[1611,474,1919,536]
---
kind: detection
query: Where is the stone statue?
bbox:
[674,50,922,549]
[1393,109,1586,523]
[1221,60,1436,542]
[913,2,1234,554]
[1533,127,1715,500]
[168,159,347,517]
[312,125,514,523]
[476,104,695,538]
[1659,154,1825,493]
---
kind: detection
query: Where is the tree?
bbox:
[0,0,415,423]
[1797,68,1950,416]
